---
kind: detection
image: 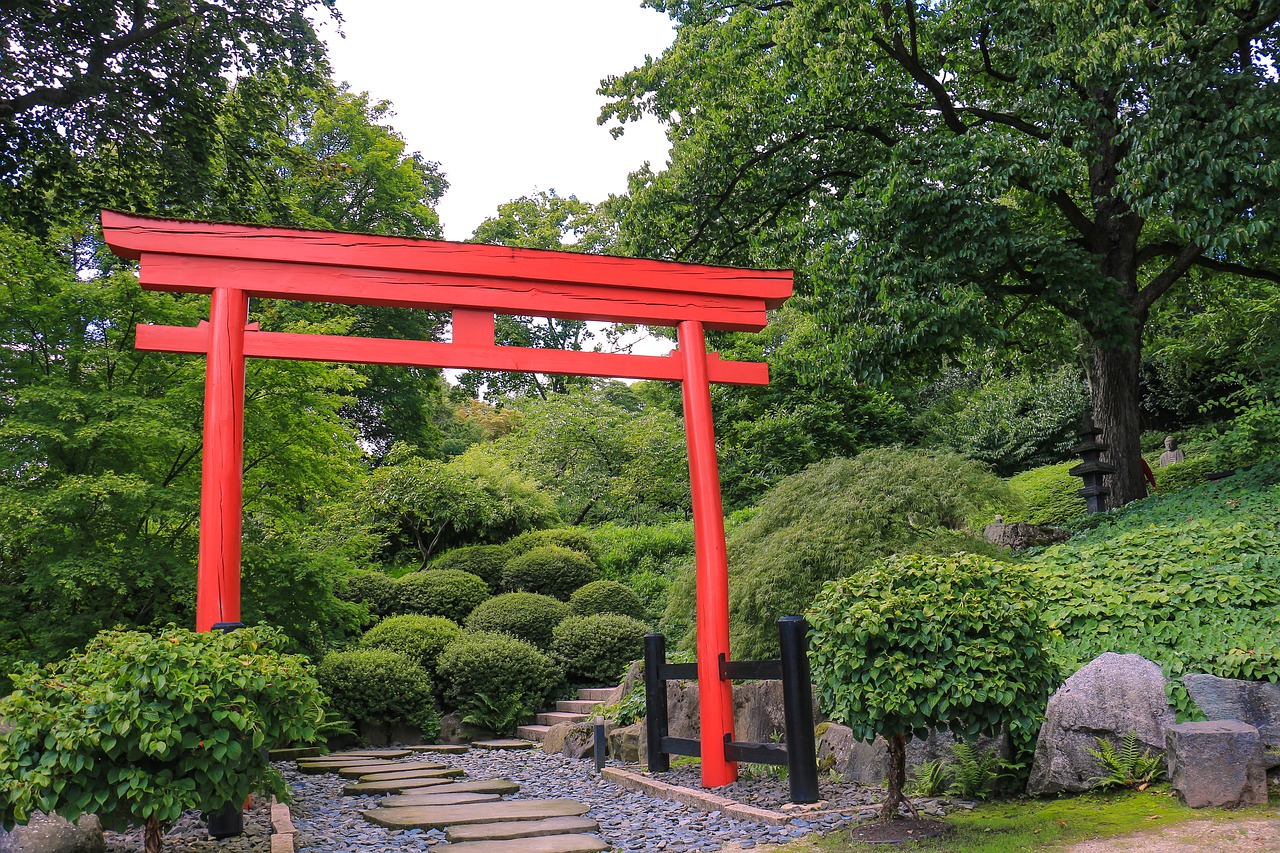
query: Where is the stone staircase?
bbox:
[516,687,616,743]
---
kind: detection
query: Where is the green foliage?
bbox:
[593,684,646,727]
[1030,460,1280,718]
[0,626,324,844]
[588,521,695,579]
[436,632,562,724]
[551,614,648,684]
[464,592,570,650]
[507,527,599,561]
[393,570,490,623]
[359,615,462,671]
[502,545,599,601]
[664,449,1011,658]
[460,693,532,738]
[568,580,647,621]
[948,743,1021,801]
[429,544,512,591]
[908,760,952,797]
[336,570,400,620]
[315,648,439,742]
[1087,732,1166,791]
[1154,456,1219,493]
[1003,463,1087,527]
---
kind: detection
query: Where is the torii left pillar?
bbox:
[197,287,248,632]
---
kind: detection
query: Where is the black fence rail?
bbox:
[643,616,819,803]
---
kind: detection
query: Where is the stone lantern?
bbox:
[1070,415,1115,514]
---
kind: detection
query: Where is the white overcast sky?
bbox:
[318,1,676,242]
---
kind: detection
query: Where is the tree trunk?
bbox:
[144,817,163,853]
[1088,336,1147,507]
[879,732,908,823]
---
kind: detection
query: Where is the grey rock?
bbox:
[983,521,1070,551]
[1166,720,1268,808]
[0,813,103,853]
[542,721,608,759]
[1028,652,1176,795]
[816,723,1009,786]
[437,712,494,745]
[598,660,645,708]
[606,720,646,764]
[1184,673,1280,748]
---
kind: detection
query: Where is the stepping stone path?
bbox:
[518,686,614,742]
[407,743,470,754]
[293,745,606,852]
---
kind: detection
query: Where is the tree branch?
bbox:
[1136,243,1204,313]
[978,25,1017,83]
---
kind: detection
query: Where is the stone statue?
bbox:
[1158,436,1186,468]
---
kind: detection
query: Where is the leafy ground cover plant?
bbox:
[315,648,439,743]
[0,625,324,853]
[808,553,1058,823]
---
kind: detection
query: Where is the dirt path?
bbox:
[1059,817,1280,852]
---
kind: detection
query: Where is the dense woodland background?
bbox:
[1,1,1278,693]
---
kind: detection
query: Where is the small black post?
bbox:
[593,715,607,774]
[778,617,819,804]
[207,621,246,839]
[643,633,670,773]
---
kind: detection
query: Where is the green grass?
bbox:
[781,788,1275,852]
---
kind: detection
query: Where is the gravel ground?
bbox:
[103,800,271,853]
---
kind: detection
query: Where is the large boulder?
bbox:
[654,678,820,744]
[542,721,608,759]
[1165,720,1268,808]
[0,813,104,853]
[606,720,646,764]
[817,722,1010,786]
[1184,673,1280,749]
[1028,653,1176,795]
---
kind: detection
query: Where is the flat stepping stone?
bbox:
[343,770,465,795]
[446,816,601,842]
[337,760,447,778]
[269,746,321,760]
[356,767,458,783]
[373,791,501,807]
[297,757,401,773]
[362,799,590,830]
[441,836,608,853]
[471,739,537,750]
[382,780,520,805]
[407,743,470,754]
[330,749,412,758]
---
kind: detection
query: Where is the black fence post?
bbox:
[207,621,246,838]
[643,633,670,773]
[778,616,819,804]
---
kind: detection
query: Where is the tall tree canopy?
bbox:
[602,0,1280,504]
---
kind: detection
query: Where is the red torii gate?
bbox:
[102,210,792,788]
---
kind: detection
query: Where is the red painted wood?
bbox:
[135,253,773,332]
[678,320,737,788]
[452,310,494,347]
[196,288,248,632]
[135,324,772,385]
[102,210,792,307]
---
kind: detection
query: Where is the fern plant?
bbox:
[947,742,1023,799]
[1087,731,1166,790]
[461,692,530,736]
[908,759,951,797]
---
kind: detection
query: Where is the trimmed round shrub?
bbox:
[465,592,570,649]
[394,569,490,622]
[436,632,563,734]
[1003,462,1086,526]
[336,569,399,618]
[507,527,598,560]
[359,614,463,670]
[551,613,648,684]
[502,545,598,600]
[1155,455,1219,493]
[316,648,440,741]
[430,544,511,590]
[569,580,646,620]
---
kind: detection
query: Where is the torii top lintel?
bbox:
[102,211,792,332]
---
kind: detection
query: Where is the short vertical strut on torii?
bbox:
[102,210,793,789]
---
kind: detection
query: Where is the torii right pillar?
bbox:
[677,320,737,786]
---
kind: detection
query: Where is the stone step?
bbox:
[536,712,587,727]
[268,746,321,761]
[556,700,600,715]
[441,835,608,853]
[576,687,617,702]
[515,725,551,742]
[357,766,456,783]
[381,780,520,806]
[374,791,502,807]
[471,738,538,750]
[329,749,412,759]
[337,761,447,779]
[445,816,601,842]
[343,769,466,796]
[298,759,400,774]
[407,744,470,755]
[362,799,590,830]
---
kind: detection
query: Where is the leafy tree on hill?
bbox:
[601,0,1280,507]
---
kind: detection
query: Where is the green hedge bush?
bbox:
[464,592,570,649]
[359,615,463,670]
[568,580,647,621]
[502,545,598,601]
[316,648,440,742]
[393,569,490,622]
[429,544,511,590]
[436,632,562,733]
[1003,462,1086,526]
[552,613,648,684]
[1154,456,1218,493]
[507,527,598,560]
[336,569,399,618]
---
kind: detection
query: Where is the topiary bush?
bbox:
[336,569,400,619]
[429,544,512,590]
[316,648,440,743]
[568,580,647,621]
[0,625,324,853]
[393,569,490,622]
[1002,462,1086,526]
[551,613,649,684]
[808,553,1058,823]
[436,632,563,735]
[502,545,598,601]
[507,527,598,561]
[464,592,570,650]
[359,614,463,671]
